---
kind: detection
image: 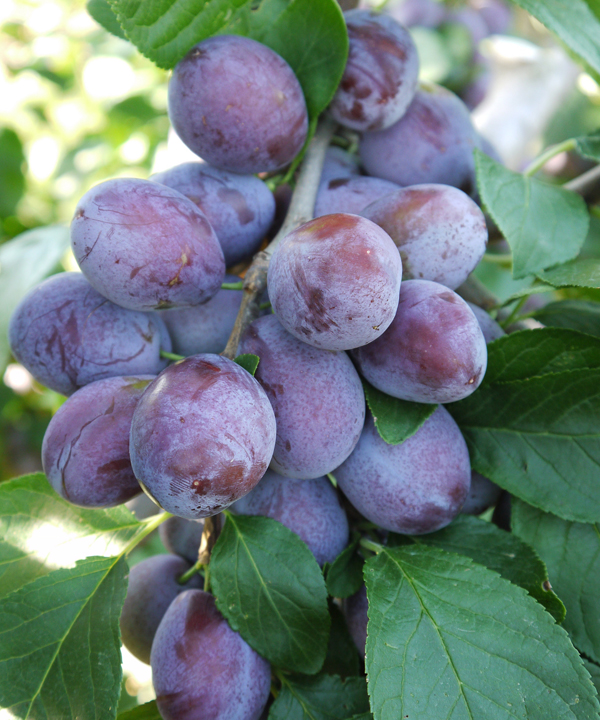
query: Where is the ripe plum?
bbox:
[343,586,368,657]
[321,147,362,183]
[467,302,505,342]
[461,471,502,515]
[268,214,402,351]
[387,0,446,28]
[335,408,471,534]
[315,176,402,218]
[159,516,205,564]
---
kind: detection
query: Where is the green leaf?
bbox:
[537,259,600,289]
[362,380,437,446]
[0,555,128,720]
[110,0,348,120]
[531,300,600,338]
[234,353,260,376]
[210,513,330,674]
[513,499,600,665]
[447,329,600,523]
[325,532,364,599]
[117,701,161,720]
[575,129,600,162]
[365,544,599,720]
[87,0,127,39]
[508,0,600,76]
[322,602,361,678]
[389,515,565,622]
[0,128,26,217]
[475,149,589,280]
[268,674,369,720]
[0,226,69,371]
[584,659,600,695]
[0,472,144,599]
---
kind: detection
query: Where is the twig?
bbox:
[198,514,223,565]
[221,116,337,360]
[565,164,600,204]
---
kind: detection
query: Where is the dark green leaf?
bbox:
[0,473,143,599]
[390,515,565,621]
[268,674,369,720]
[0,555,127,720]
[210,513,330,674]
[532,300,600,338]
[537,259,600,289]
[508,0,600,76]
[322,602,361,678]
[347,715,373,720]
[0,227,69,370]
[117,701,161,720]
[447,329,600,523]
[0,128,25,217]
[325,533,364,599]
[584,659,600,695]
[576,130,600,162]
[111,0,348,119]
[365,545,599,720]
[362,380,437,446]
[234,353,260,376]
[475,149,589,279]
[87,0,127,39]
[513,499,600,665]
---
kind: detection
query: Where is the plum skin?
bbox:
[159,516,205,564]
[129,355,277,520]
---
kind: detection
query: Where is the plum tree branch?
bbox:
[221,116,337,360]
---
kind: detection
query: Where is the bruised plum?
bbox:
[151,163,275,266]
[336,408,471,534]
[151,589,271,720]
[8,273,169,396]
[129,355,276,519]
[329,10,419,132]
[361,184,487,289]
[351,280,487,403]
[42,375,152,507]
[231,469,349,566]
[71,178,225,311]
[168,35,308,174]
[238,315,365,478]
[315,176,402,218]
[159,516,205,564]
[120,554,202,664]
[268,214,402,351]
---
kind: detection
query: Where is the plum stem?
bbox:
[160,350,185,362]
[122,511,173,556]
[178,559,204,585]
[221,281,244,290]
[327,473,338,488]
[523,138,577,177]
[360,538,384,554]
[221,115,337,360]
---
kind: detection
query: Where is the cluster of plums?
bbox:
[8,8,507,720]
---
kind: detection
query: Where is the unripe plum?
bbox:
[168,35,308,174]
[151,589,271,720]
[351,280,487,404]
[467,302,505,343]
[71,178,225,311]
[315,176,402,218]
[329,10,419,132]
[461,471,502,515]
[231,469,349,566]
[42,375,152,507]
[238,315,365,478]
[360,83,478,195]
[268,214,402,351]
[159,516,205,564]
[361,184,487,289]
[130,355,276,519]
[336,408,471,534]
[9,273,169,396]
[151,163,275,266]
[120,554,202,664]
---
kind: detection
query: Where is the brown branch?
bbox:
[221,116,337,359]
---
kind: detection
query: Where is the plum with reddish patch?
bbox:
[9,273,169,396]
[159,516,205,564]
[168,35,308,174]
[238,314,365,478]
[352,280,487,403]
[361,184,487,289]
[151,589,271,720]
[360,82,478,195]
[120,554,202,664]
[268,214,402,351]
[130,355,276,520]
[231,469,349,566]
[335,408,471,534]
[71,178,225,311]
[329,10,419,132]
[42,375,152,507]
[151,163,275,266]
[315,176,402,218]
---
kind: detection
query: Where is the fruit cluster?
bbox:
[8,9,507,719]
